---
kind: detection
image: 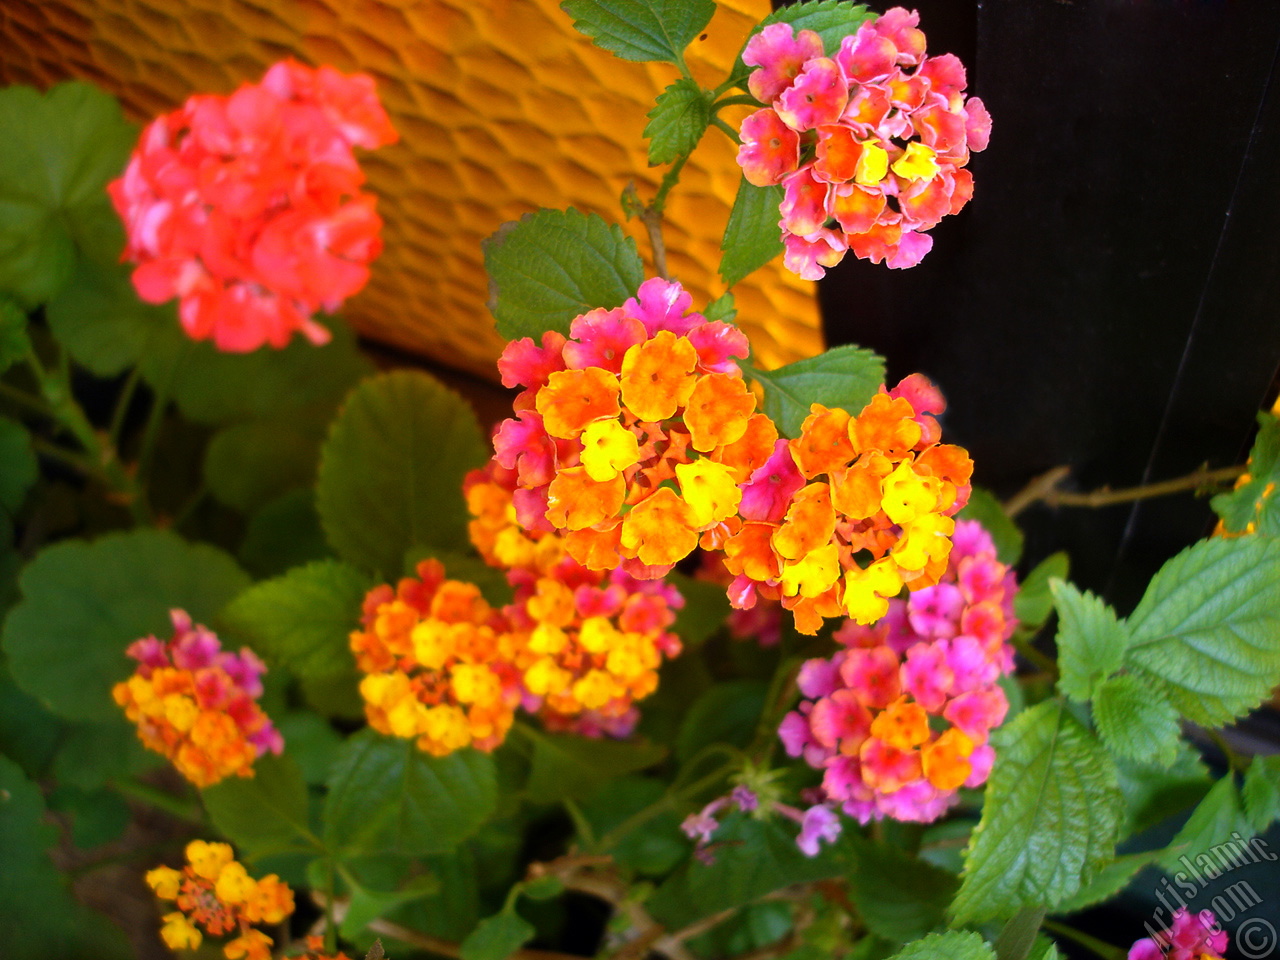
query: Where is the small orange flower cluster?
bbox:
[147,841,293,960]
[494,278,769,579]
[113,610,283,788]
[289,935,362,960]
[350,558,522,756]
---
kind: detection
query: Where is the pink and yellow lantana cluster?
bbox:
[779,519,1017,823]
[112,610,283,788]
[737,8,991,277]
[109,60,397,351]
[146,840,294,960]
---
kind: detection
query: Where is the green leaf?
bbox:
[730,1,875,90]
[647,814,854,929]
[885,931,995,960]
[325,730,498,856]
[1051,849,1160,914]
[1092,674,1180,768]
[847,840,958,943]
[719,178,784,288]
[0,83,135,305]
[202,752,318,858]
[1013,552,1069,629]
[0,755,75,951]
[204,411,329,513]
[274,712,343,786]
[1158,775,1253,874]
[1123,536,1280,725]
[459,909,536,960]
[1242,754,1280,832]
[749,344,886,439]
[51,718,156,791]
[316,371,488,577]
[951,701,1123,924]
[521,875,565,900]
[704,292,737,324]
[339,873,440,939]
[1115,743,1212,836]
[403,547,513,609]
[483,208,645,342]
[0,297,30,372]
[666,570,732,645]
[993,908,1047,960]
[1050,579,1130,702]
[48,784,131,849]
[219,559,370,693]
[1211,413,1280,534]
[0,665,64,777]
[560,0,715,64]
[239,489,331,578]
[0,416,36,515]
[2,529,249,720]
[674,680,766,763]
[645,79,710,165]
[581,776,687,874]
[956,487,1023,566]
[523,726,666,802]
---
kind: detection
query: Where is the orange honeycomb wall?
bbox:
[0,0,823,380]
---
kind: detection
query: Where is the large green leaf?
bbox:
[316,371,488,577]
[483,208,645,342]
[202,753,320,859]
[1092,674,1180,768]
[238,489,331,578]
[324,730,498,856]
[956,488,1023,566]
[847,840,958,943]
[522,725,666,802]
[0,83,134,305]
[674,680,766,763]
[204,410,331,513]
[1158,775,1253,874]
[459,909,536,960]
[1051,849,1160,914]
[719,178,784,288]
[560,0,715,64]
[951,701,1123,924]
[729,1,876,90]
[0,416,36,515]
[2,529,249,720]
[1242,754,1280,832]
[1123,536,1280,725]
[1050,579,1130,702]
[580,776,687,875]
[888,932,996,960]
[748,345,886,439]
[1012,552,1069,629]
[1211,413,1280,534]
[645,79,710,165]
[0,297,30,373]
[51,718,156,791]
[1114,743,1212,836]
[0,756,73,951]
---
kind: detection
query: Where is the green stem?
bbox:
[325,858,338,954]
[652,153,690,214]
[593,760,737,853]
[114,778,203,823]
[712,94,759,112]
[1205,729,1248,774]
[1042,920,1124,960]
[169,484,209,533]
[30,436,99,476]
[0,379,57,420]
[1012,635,1058,679]
[563,797,597,848]
[711,117,741,145]
[108,367,142,453]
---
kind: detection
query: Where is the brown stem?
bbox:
[363,917,580,960]
[640,206,669,280]
[1003,463,1245,518]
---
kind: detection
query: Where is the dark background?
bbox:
[818,0,1280,610]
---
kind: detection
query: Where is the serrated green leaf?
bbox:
[459,909,535,960]
[339,873,440,939]
[1124,536,1280,725]
[0,298,30,372]
[204,410,330,513]
[0,665,63,778]
[316,371,487,578]
[957,488,1023,566]
[749,344,886,438]
[887,931,996,960]
[239,489,331,579]
[0,83,134,305]
[1028,938,1062,960]
[1013,552,1069,629]
[645,78,710,165]
[275,712,342,787]
[1115,743,1212,836]
[994,908,1046,960]
[483,207,645,341]
[581,777,687,874]
[674,680,766,763]
[51,718,156,791]
[1242,754,1280,832]
[0,416,36,515]
[951,701,1123,924]
[1212,414,1280,534]
[2,529,249,720]
[219,559,370,690]
[523,725,666,802]
[1050,579,1130,702]
[202,752,319,858]
[325,730,498,856]
[561,0,715,64]
[847,840,958,943]
[0,755,75,951]
[1158,775,1253,874]
[48,784,130,849]
[730,1,876,90]
[720,177,784,288]
[1051,849,1160,914]
[1093,674,1180,768]
[704,292,737,323]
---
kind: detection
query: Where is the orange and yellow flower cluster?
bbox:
[113,610,283,788]
[146,841,294,960]
[350,558,522,756]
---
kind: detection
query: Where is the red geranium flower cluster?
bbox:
[737,8,991,277]
[109,60,397,351]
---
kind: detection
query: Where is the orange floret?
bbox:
[684,373,756,452]
[850,393,922,460]
[619,331,698,422]
[714,412,780,482]
[545,466,625,530]
[791,404,855,478]
[536,367,621,439]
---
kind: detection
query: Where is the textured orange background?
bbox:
[0,0,823,379]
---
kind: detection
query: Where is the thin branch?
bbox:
[364,917,581,960]
[1004,464,1245,518]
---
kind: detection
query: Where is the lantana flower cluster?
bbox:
[109,59,397,352]
[146,840,294,960]
[1129,908,1228,960]
[112,610,283,788]
[350,558,523,756]
[737,8,991,277]
[724,374,972,634]
[779,519,1016,823]
[493,277,771,579]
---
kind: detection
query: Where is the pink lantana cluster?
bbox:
[779,519,1016,823]
[109,60,397,352]
[1129,909,1228,960]
[737,8,991,278]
